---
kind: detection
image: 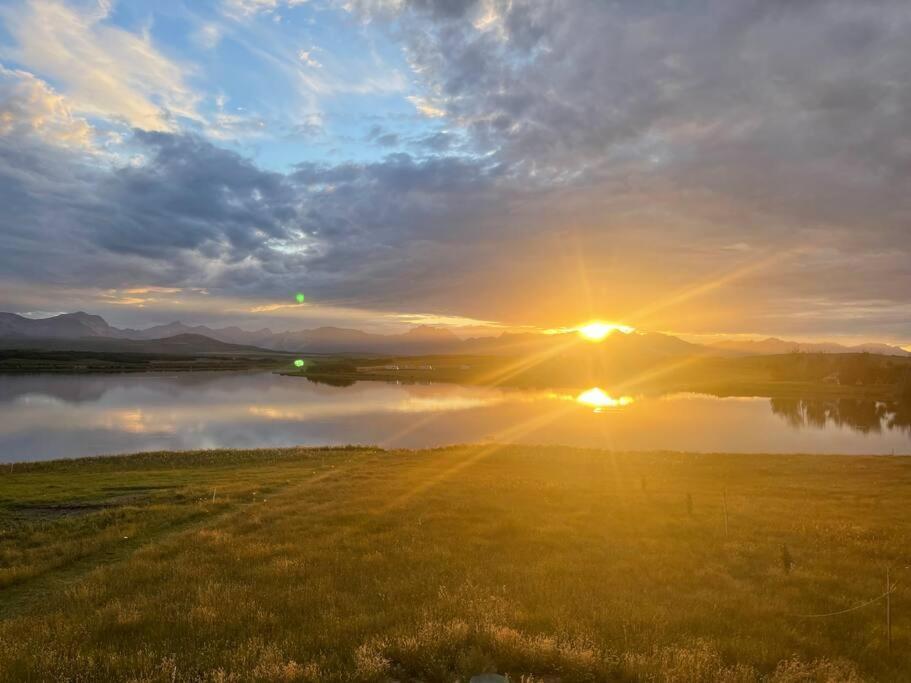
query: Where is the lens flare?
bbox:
[576,388,634,412]
[295,293,306,304]
[294,359,305,368]
[577,321,634,341]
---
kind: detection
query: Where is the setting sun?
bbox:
[577,321,635,341]
[575,388,635,412]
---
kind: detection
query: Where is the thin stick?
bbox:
[886,567,892,655]
[723,489,729,538]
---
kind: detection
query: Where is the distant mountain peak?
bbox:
[402,325,460,339]
[63,311,108,323]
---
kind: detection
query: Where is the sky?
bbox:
[1,0,910,344]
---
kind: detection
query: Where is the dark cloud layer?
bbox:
[96,132,297,261]
[0,127,507,308]
[395,0,911,232]
[2,0,911,338]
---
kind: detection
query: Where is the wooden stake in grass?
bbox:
[885,567,892,655]
[781,544,793,575]
[723,489,729,538]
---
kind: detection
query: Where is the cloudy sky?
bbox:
[1,0,909,343]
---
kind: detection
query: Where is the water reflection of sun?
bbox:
[575,388,635,413]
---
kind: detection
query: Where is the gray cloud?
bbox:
[378,1,911,233]
[365,124,400,147]
[96,131,298,259]
[410,130,456,152]
[0,127,509,312]
[349,0,911,328]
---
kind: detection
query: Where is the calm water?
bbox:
[1,371,909,462]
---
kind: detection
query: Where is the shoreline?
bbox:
[4,442,910,470]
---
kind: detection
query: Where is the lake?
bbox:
[1,371,909,462]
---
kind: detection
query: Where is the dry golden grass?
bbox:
[1,445,909,681]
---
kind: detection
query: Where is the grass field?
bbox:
[1,446,909,681]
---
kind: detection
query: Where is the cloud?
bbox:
[411,130,454,152]
[206,94,269,141]
[326,0,911,329]
[224,0,282,17]
[366,124,399,147]
[2,118,910,338]
[94,130,301,260]
[297,48,323,69]
[222,0,310,19]
[376,1,911,241]
[101,286,184,307]
[406,95,446,118]
[0,0,201,131]
[0,127,504,313]
[0,129,296,295]
[0,65,94,149]
[193,23,223,50]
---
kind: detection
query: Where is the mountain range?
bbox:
[710,337,911,357]
[0,312,908,357]
[0,312,470,355]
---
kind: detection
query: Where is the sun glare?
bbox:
[577,321,635,341]
[575,388,634,412]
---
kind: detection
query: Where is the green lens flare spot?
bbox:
[295,293,306,304]
[294,359,305,368]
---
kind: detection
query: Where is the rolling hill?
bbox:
[0,330,283,356]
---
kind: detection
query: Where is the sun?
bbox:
[577,321,635,341]
[576,388,634,412]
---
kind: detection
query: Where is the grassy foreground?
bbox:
[1,446,910,681]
